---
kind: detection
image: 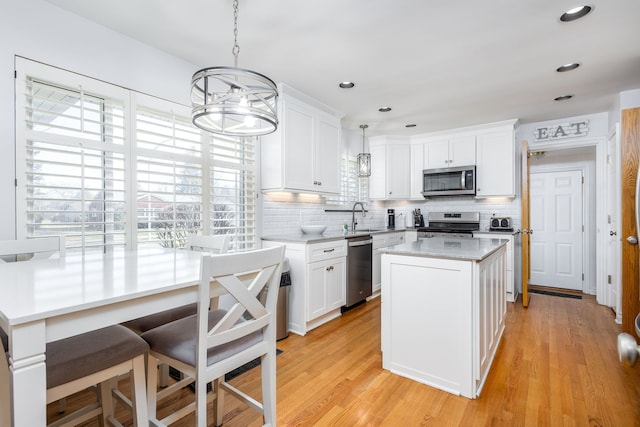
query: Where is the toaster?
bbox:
[490,216,513,231]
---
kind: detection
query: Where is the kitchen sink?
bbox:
[344,228,385,237]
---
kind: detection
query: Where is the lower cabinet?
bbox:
[474,233,518,302]
[262,239,347,336]
[307,256,346,320]
[476,247,507,387]
[372,232,405,295]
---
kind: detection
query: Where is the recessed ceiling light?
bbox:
[554,95,574,101]
[378,107,392,112]
[560,5,592,22]
[556,62,581,72]
[405,124,417,128]
[339,81,355,89]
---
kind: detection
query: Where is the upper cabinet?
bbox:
[261,84,343,194]
[369,136,411,200]
[475,126,516,198]
[425,135,476,169]
[410,143,426,199]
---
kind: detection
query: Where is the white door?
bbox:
[529,170,583,291]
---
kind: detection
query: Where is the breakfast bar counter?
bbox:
[380,237,507,399]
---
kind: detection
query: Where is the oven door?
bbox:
[422,166,476,197]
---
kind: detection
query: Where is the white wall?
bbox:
[0,0,198,239]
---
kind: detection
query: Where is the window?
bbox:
[326,153,369,205]
[16,58,258,251]
[209,135,257,251]
[135,96,204,249]
[16,61,128,252]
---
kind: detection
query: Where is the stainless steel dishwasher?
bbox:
[344,235,373,308]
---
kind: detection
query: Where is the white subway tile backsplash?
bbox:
[261,193,521,236]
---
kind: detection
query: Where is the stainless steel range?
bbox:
[417,212,480,238]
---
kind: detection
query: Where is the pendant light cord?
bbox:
[232,0,240,68]
[360,124,368,151]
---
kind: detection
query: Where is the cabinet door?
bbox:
[283,99,315,191]
[448,135,476,167]
[315,112,341,194]
[369,143,387,199]
[307,259,329,320]
[476,131,514,197]
[326,257,346,310]
[372,235,385,293]
[474,233,515,300]
[386,144,411,199]
[426,139,450,169]
[386,232,402,246]
[410,143,425,199]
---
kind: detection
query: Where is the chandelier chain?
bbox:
[232,0,240,66]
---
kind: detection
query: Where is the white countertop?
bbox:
[379,236,508,261]
[261,227,413,244]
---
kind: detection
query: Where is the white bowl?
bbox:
[301,225,327,234]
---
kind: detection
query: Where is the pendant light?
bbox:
[191,0,278,137]
[357,124,371,177]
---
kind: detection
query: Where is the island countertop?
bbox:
[379,236,508,261]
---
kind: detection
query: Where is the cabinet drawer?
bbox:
[306,239,347,263]
[372,234,387,249]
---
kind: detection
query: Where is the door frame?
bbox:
[528,164,591,293]
[524,136,607,304]
[606,124,622,322]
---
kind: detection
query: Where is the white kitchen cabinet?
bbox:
[372,232,405,295]
[405,230,418,242]
[261,84,342,194]
[425,135,476,169]
[474,233,517,302]
[369,137,411,200]
[307,256,346,320]
[410,143,426,199]
[475,247,507,386]
[262,238,347,335]
[475,129,515,198]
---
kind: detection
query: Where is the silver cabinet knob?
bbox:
[627,236,638,245]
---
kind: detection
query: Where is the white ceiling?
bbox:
[44,0,640,136]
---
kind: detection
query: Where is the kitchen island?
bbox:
[380,237,508,399]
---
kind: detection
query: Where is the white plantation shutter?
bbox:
[209,135,257,251]
[16,59,128,251]
[16,58,259,251]
[135,98,204,248]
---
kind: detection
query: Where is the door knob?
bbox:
[618,333,640,366]
[627,236,638,245]
[610,231,617,236]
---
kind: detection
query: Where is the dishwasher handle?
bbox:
[348,239,373,247]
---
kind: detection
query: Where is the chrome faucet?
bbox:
[351,202,366,232]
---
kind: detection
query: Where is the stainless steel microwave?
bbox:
[422,165,476,197]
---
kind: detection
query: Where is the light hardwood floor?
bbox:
[48,293,640,426]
